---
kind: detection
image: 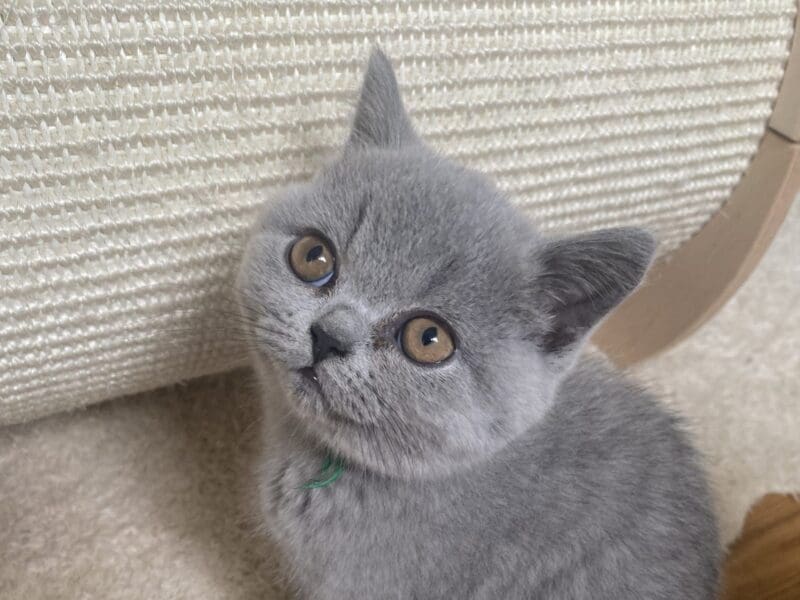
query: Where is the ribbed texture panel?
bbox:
[1,0,795,424]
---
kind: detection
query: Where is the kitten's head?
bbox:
[237,50,654,479]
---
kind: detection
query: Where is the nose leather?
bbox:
[310,322,350,363]
[308,304,367,365]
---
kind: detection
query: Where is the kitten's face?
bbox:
[237,51,654,479]
[239,148,554,478]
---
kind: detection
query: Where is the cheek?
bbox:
[375,355,482,431]
[482,344,556,430]
[364,351,445,417]
[238,235,326,365]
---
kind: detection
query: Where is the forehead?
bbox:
[271,149,537,327]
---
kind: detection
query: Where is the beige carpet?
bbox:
[1,198,798,598]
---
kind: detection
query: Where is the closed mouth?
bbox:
[296,366,322,394]
[298,366,319,383]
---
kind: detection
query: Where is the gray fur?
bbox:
[236,49,720,599]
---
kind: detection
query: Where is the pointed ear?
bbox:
[533,228,656,355]
[348,49,419,149]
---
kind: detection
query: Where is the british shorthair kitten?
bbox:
[236,50,720,599]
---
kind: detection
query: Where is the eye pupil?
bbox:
[306,245,324,262]
[421,327,438,346]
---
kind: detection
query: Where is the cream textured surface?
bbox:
[1,1,797,424]
[1,196,797,599]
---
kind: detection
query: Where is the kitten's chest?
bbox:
[268,455,367,520]
[263,455,433,594]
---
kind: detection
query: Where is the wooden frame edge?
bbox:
[594,6,800,367]
[593,131,800,367]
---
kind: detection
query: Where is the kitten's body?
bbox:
[239,50,720,599]
[260,359,717,600]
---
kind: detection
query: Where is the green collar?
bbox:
[302,453,345,489]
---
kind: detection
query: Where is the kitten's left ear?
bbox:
[532,228,656,356]
[348,48,419,149]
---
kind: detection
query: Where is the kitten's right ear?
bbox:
[347,48,419,149]
[531,227,656,358]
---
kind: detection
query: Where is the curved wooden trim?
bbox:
[593,130,800,367]
[594,6,800,367]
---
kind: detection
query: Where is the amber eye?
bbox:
[400,316,455,364]
[289,234,336,286]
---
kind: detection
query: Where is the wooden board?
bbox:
[593,131,800,366]
[722,494,800,600]
[594,8,800,367]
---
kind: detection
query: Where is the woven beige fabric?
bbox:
[1,1,796,424]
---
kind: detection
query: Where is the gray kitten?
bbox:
[237,50,720,599]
